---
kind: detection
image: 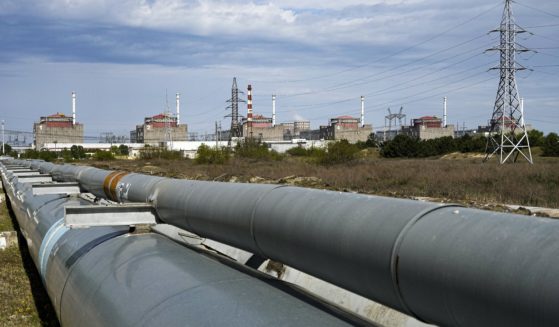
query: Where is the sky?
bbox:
[0,0,558,141]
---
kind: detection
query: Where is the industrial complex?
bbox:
[25,83,486,157]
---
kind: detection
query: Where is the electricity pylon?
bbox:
[484,0,533,164]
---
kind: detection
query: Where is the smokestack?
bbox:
[360,96,365,128]
[272,94,276,127]
[247,85,253,124]
[443,96,447,127]
[72,91,76,125]
[176,92,180,125]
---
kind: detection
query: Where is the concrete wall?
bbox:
[34,124,84,149]
[243,125,286,141]
[136,124,188,146]
[404,125,455,140]
[320,124,373,143]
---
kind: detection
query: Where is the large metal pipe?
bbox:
[0,162,371,326]
[17,159,559,327]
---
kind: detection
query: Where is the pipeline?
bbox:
[0,162,371,326]
[13,159,559,327]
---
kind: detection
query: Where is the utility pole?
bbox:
[484,0,532,164]
[215,121,219,149]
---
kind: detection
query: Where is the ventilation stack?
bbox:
[272,94,276,127]
[72,91,76,125]
[443,97,447,127]
[361,96,365,128]
[176,93,180,125]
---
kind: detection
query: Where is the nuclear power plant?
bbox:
[28,82,470,155]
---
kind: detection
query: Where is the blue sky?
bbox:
[0,0,558,139]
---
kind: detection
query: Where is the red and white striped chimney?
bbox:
[247,84,253,126]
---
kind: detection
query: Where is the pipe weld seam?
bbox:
[38,218,70,284]
[389,203,462,322]
[249,184,290,258]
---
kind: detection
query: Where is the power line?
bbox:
[279,35,492,98]
[524,23,559,28]
[514,1,559,20]
[265,3,502,85]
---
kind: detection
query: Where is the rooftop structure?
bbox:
[402,115,454,140]
[34,113,84,149]
[319,115,373,143]
[130,112,188,146]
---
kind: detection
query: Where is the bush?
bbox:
[316,140,360,165]
[542,133,559,157]
[39,150,58,162]
[21,149,39,159]
[527,129,544,147]
[70,145,86,159]
[139,147,182,160]
[235,139,283,161]
[365,133,378,148]
[456,134,486,153]
[118,144,129,156]
[286,146,309,156]
[0,143,12,156]
[195,144,230,164]
[93,150,115,161]
[381,134,419,158]
[61,149,74,162]
[22,149,58,161]
[381,134,487,158]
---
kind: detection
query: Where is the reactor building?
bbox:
[401,116,455,140]
[130,93,188,146]
[33,92,84,149]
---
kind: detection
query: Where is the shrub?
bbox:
[93,150,115,161]
[381,134,419,158]
[381,134,487,158]
[40,150,58,162]
[365,133,378,148]
[139,147,182,160]
[527,129,544,147]
[0,143,12,155]
[542,133,559,157]
[316,140,360,165]
[70,145,86,159]
[457,134,486,153]
[235,139,283,161]
[21,149,40,159]
[195,144,230,164]
[118,144,129,156]
[286,146,309,156]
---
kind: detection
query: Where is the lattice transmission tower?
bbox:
[484,0,532,164]
[225,77,245,139]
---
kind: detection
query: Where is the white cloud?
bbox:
[0,0,488,46]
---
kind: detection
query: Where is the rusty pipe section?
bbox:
[20,159,559,327]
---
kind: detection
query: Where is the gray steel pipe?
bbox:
[1,162,370,326]
[19,159,559,326]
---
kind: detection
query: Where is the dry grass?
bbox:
[0,189,59,327]
[88,154,559,209]
[0,195,14,231]
[0,247,44,326]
